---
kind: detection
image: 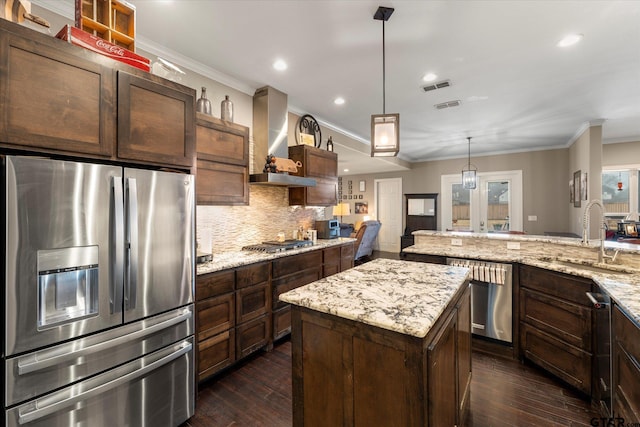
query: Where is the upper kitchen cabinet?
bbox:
[288,145,338,206]
[117,71,195,169]
[0,19,115,157]
[195,113,249,205]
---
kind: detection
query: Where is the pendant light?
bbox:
[371,6,399,157]
[617,172,623,191]
[462,137,477,189]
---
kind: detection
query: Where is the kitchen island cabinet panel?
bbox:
[456,284,472,419]
[117,71,195,168]
[519,264,592,306]
[428,310,458,427]
[0,28,115,157]
[613,305,640,422]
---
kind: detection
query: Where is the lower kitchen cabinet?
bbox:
[323,246,341,277]
[613,305,640,422]
[198,330,235,382]
[519,265,593,395]
[340,242,354,271]
[236,314,271,359]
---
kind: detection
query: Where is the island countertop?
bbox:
[279,258,470,338]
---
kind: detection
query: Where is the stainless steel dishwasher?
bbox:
[447,258,513,343]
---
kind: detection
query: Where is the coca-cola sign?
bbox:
[96,39,126,57]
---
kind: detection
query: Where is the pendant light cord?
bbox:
[382,20,386,115]
[467,137,471,168]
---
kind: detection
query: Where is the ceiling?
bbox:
[34,1,640,175]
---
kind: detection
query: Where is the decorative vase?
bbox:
[221,95,234,122]
[196,87,212,115]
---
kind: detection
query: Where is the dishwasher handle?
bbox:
[586,291,609,309]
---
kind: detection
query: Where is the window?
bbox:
[602,169,639,229]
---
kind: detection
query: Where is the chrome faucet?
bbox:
[582,199,619,263]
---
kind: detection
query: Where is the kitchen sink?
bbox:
[537,256,639,275]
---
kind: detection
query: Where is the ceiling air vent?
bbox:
[434,100,461,110]
[422,80,451,92]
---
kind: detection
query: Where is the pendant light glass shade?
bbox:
[462,137,477,189]
[371,6,399,157]
[371,113,399,157]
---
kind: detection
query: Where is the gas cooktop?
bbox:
[242,240,313,253]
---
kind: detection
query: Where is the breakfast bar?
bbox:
[280,258,472,427]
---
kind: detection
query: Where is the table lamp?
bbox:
[333,202,351,223]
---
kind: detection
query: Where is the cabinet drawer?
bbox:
[198,330,235,382]
[520,322,592,394]
[273,267,323,309]
[196,270,235,300]
[324,246,340,265]
[236,262,270,289]
[273,306,292,341]
[236,282,270,325]
[519,265,593,306]
[197,293,235,341]
[196,113,248,166]
[273,251,323,278]
[520,288,592,351]
[196,159,248,206]
[236,314,271,358]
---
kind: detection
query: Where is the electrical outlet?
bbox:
[528,215,537,221]
[507,242,521,250]
[451,238,463,246]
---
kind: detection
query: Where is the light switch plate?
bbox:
[451,238,463,246]
[507,242,521,250]
[528,215,538,221]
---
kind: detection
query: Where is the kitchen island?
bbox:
[280,258,472,427]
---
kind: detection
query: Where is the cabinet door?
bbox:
[196,159,249,205]
[427,309,458,427]
[0,29,115,156]
[456,285,472,417]
[117,71,195,168]
[340,243,354,271]
[613,306,640,422]
[323,246,341,277]
[289,145,338,179]
[196,113,248,166]
[273,306,292,341]
[236,314,271,358]
[236,282,270,325]
[196,270,235,300]
[197,293,235,342]
[198,330,235,381]
[289,177,338,207]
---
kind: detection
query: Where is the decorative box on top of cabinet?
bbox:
[0,18,196,171]
[195,113,250,205]
[288,145,338,206]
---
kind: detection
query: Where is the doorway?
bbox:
[374,177,402,252]
[441,171,523,233]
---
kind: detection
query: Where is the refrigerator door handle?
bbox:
[125,177,139,310]
[17,309,192,375]
[17,341,192,425]
[112,176,125,314]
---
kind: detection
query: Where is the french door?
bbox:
[441,171,523,233]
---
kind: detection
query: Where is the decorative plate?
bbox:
[295,114,322,148]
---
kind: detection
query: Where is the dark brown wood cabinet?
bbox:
[323,242,354,277]
[0,19,195,171]
[340,243,355,271]
[117,71,195,168]
[196,261,271,382]
[195,113,249,205]
[288,145,338,206]
[613,305,640,422]
[290,280,471,426]
[519,265,593,394]
[0,19,116,157]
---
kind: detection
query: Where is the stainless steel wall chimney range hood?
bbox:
[249,86,316,187]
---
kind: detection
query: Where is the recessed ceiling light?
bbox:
[334,97,345,105]
[557,34,583,47]
[273,59,287,71]
[422,73,438,82]
[343,168,349,172]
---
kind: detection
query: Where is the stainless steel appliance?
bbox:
[447,258,513,343]
[242,239,313,253]
[316,219,340,239]
[587,291,613,417]
[3,156,195,427]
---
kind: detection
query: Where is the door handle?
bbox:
[111,176,124,314]
[125,177,138,311]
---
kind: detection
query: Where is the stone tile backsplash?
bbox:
[197,186,326,254]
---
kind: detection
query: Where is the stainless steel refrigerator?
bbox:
[2,155,195,427]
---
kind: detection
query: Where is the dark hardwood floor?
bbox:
[183,339,600,427]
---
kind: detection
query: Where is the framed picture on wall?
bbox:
[355,202,368,214]
[581,172,588,201]
[573,170,581,208]
[359,180,366,192]
[569,179,574,204]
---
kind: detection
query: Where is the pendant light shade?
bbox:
[462,137,477,189]
[371,6,399,157]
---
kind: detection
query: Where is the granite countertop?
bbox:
[279,258,470,338]
[196,237,356,275]
[405,231,640,325]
